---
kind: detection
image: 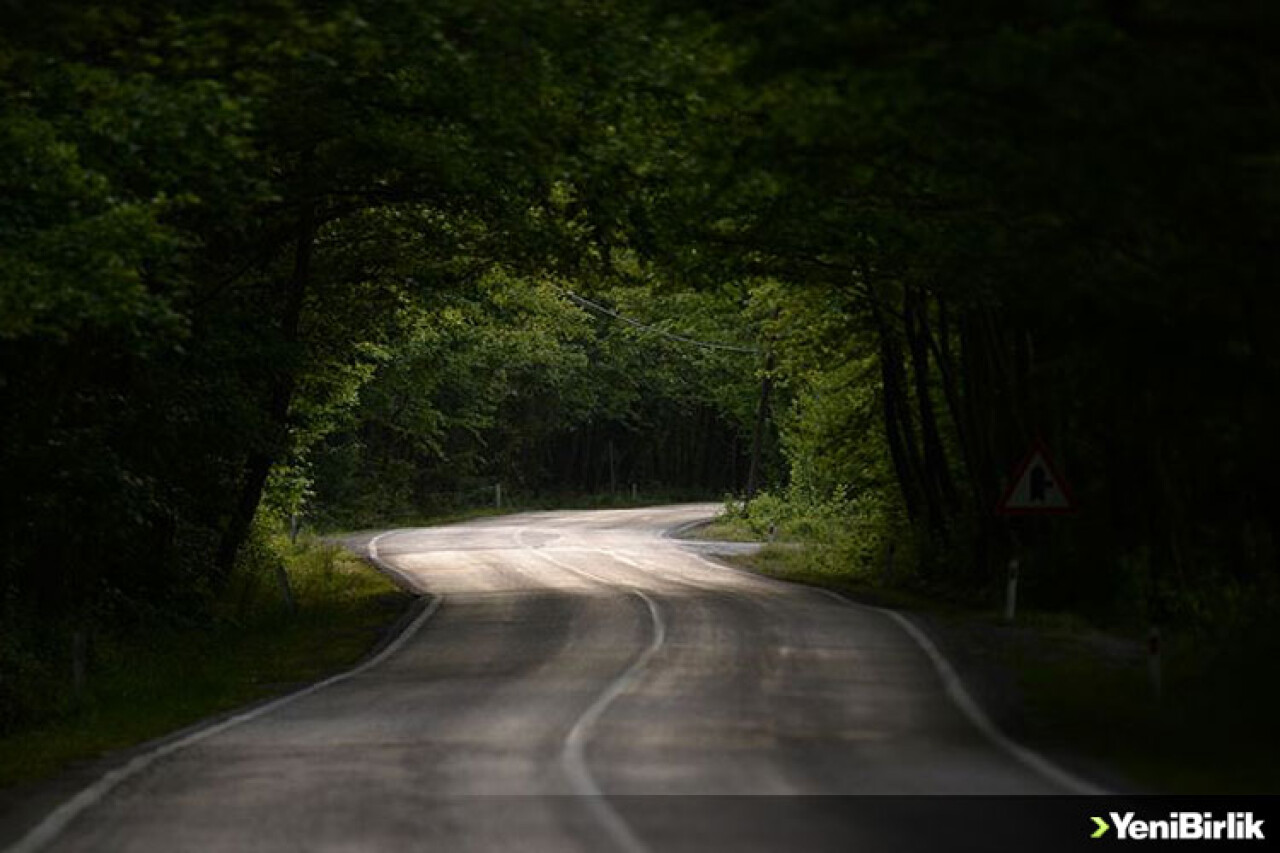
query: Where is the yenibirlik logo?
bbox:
[1091,812,1265,841]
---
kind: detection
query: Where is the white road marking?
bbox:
[816,589,1109,795]
[367,529,426,591]
[12,513,1107,853]
[676,544,1109,796]
[600,550,726,596]
[6,537,441,853]
[523,544,662,853]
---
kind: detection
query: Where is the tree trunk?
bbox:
[928,296,988,511]
[873,294,930,526]
[905,286,960,517]
[956,309,1002,578]
[214,199,317,582]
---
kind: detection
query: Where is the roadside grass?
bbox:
[0,538,410,790]
[329,505,514,535]
[990,623,1279,794]
[685,516,762,543]
[716,540,1279,793]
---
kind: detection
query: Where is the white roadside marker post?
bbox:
[495,483,502,509]
[1148,626,1162,702]
[1004,558,1020,623]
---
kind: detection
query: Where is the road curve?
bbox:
[13,504,1094,852]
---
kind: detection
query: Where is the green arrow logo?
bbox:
[1091,816,1110,839]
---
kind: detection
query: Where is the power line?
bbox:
[559,289,761,355]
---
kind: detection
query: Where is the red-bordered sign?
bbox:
[996,439,1076,515]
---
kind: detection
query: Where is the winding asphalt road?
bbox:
[9,504,1101,852]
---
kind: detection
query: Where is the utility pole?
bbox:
[745,349,775,502]
[608,439,617,495]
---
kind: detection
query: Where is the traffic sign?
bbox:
[996,440,1075,515]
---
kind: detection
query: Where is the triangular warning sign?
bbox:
[997,440,1075,515]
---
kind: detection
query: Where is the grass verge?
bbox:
[684,516,762,543]
[0,537,411,790]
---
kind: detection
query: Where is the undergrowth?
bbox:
[0,526,408,789]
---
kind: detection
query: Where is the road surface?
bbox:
[10,504,1097,852]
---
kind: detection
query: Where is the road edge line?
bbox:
[367,529,424,593]
[815,585,1109,796]
[5,536,441,853]
[658,518,714,541]
[676,543,1109,797]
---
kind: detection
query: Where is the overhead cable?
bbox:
[560,289,761,354]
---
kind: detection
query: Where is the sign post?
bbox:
[996,439,1076,622]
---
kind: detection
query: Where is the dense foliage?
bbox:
[0,0,762,731]
[670,0,1280,632]
[307,274,763,527]
[3,0,1277,731]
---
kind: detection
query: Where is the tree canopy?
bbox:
[3,0,1278,731]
